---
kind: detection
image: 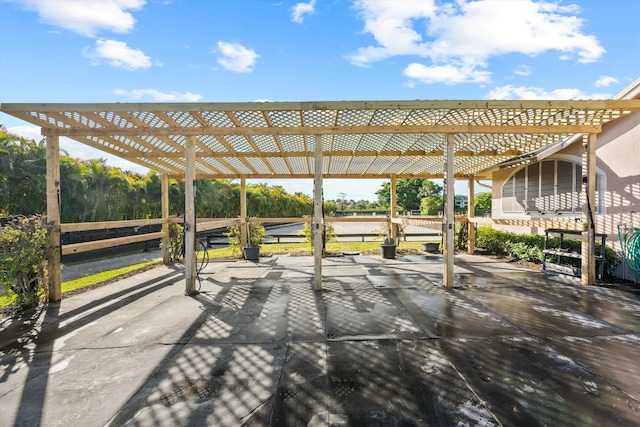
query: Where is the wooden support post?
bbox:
[161,174,170,264]
[443,134,455,288]
[468,176,475,254]
[581,133,597,285]
[46,135,61,302]
[313,134,323,290]
[240,176,247,248]
[390,174,397,240]
[184,135,198,295]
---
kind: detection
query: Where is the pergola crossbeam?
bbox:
[40,124,603,137]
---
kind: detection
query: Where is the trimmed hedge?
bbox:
[475,226,620,277]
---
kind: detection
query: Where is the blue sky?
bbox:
[1,0,639,202]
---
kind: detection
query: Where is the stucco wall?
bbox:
[490,109,640,280]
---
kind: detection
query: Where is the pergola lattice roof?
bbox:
[2,100,639,179]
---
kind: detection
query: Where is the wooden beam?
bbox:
[62,232,166,255]
[165,172,449,180]
[41,124,603,137]
[247,217,313,223]
[184,135,197,295]
[46,135,62,302]
[126,147,524,160]
[443,133,456,288]
[313,134,323,291]
[6,99,637,114]
[60,218,164,232]
[123,149,500,159]
[197,218,242,232]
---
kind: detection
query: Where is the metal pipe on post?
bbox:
[46,135,62,302]
[390,174,397,241]
[240,176,247,249]
[313,134,323,290]
[467,176,475,254]
[184,135,198,295]
[161,173,170,264]
[581,133,597,285]
[443,134,455,288]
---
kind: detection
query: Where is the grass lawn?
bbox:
[203,240,426,259]
[1,240,431,310]
[0,260,162,309]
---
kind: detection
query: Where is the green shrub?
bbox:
[0,216,50,309]
[226,221,269,255]
[168,222,184,261]
[505,241,543,263]
[299,220,336,249]
[455,222,468,250]
[475,226,512,254]
[601,244,620,277]
[475,226,620,277]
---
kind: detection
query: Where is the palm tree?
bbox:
[85,159,113,221]
[60,156,89,222]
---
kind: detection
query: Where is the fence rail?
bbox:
[206,232,441,247]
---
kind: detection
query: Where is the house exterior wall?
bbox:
[455,195,468,208]
[490,108,640,280]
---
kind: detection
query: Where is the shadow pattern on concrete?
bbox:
[1,255,640,426]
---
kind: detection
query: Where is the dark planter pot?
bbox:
[422,242,440,253]
[244,245,260,261]
[380,244,396,259]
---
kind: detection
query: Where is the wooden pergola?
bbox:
[2,100,639,300]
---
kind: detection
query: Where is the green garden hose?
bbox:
[618,225,640,277]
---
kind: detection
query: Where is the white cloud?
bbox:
[427,1,603,63]
[6,125,42,141]
[595,75,618,88]
[486,85,611,100]
[514,65,532,77]
[403,63,491,84]
[216,41,260,73]
[350,0,604,85]
[349,0,436,66]
[291,0,316,24]
[17,0,145,37]
[114,88,202,101]
[83,39,152,70]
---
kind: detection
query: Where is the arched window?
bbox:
[501,159,601,215]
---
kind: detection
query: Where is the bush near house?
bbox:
[475,226,620,277]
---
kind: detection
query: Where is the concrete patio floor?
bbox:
[1,253,640,426]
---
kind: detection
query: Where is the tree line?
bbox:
[375,179,491,216]
[0,127,314,222]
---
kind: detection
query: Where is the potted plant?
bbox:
[243,220,266,261]
[379,218,397,259]
[380,235,396,259]
[422,241,440,253]
[225,220,267,261]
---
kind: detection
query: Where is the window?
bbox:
[501,159,601,215]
